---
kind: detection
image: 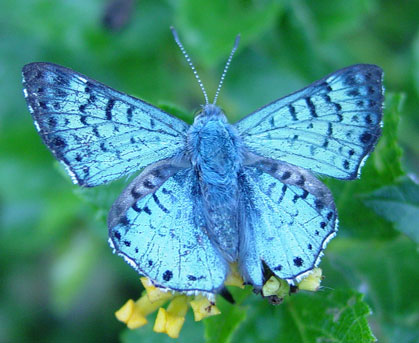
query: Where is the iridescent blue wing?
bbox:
[238,157,337,287]
[22,62,189,187]
[108,161,229,294]
[236,64,383,179]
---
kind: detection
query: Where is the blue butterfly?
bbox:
[22,30,383,297]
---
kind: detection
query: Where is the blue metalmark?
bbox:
[22,28,383,296]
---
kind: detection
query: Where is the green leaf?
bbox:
[158,101,194,124]
[326,92,405,238]
[367,93,405,185]
[323,237,419,343]
[294,0,378,41]
[176,0,282,67]
[204,289,249,343]
[361,177,419,242]
[50,231,100,313]
[121,312,204,343]
[233,289,375,343]
[413,30,419,102]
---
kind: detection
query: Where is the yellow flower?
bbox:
[115,276,223,338]
[154,295,189,338]
[115,278,175,329]
[115,267,324,338]
[297,268,323,291]
[140,277,173,303]
[190,295,221,321]
[224,262,245,288]
[262,276,290,298]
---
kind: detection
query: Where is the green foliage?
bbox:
[176,0,282,67]
[1,0,418,342]
[362,177,419,242]
[233,289,375,343]
[324,237,419,343]
[204,287,250,343]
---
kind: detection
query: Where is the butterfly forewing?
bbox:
[22,62,189,187]
[236,64,383,179]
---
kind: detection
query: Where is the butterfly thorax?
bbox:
[187,104,243,261]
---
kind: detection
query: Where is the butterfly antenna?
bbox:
[213,34,240,105]
[170,27,209,105]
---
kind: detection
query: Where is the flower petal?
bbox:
[153,296,188,338]
[262,276,290,298]
[224,262,244,288]
[190,295,221,321]
[140,277,173,303]
[298,268,323,291]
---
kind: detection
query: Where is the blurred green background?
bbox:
[1,0,418,342]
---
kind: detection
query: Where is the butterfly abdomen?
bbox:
[188,105,243,261]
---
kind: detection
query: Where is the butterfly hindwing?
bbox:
[108,164,229,293]
[239,156,337,287]
[22,62,189,187]
[236,64,383,180]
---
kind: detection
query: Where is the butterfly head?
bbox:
[193,104,227,123]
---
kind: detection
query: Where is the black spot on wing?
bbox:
[293,257,303,267]
[127,107,133,122]
[92,127,100,137]
[281,171,291,180]
[305,97,317,117]
[132,203,142,212]
[106,99,115,120]
[343,160,350,170]
[53,137,66,148]
[360,132,372,144]
[163,270,173,281]
[48,117,57,128]
[327,123,333,136]
[143,179,154,189]
[152,194,169,214]
[315,199,324,210]
[289,105,297,121]
[131,188,142,199]
[120,216,129,225]
[321,81,333,92]
[296,175,305,186]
